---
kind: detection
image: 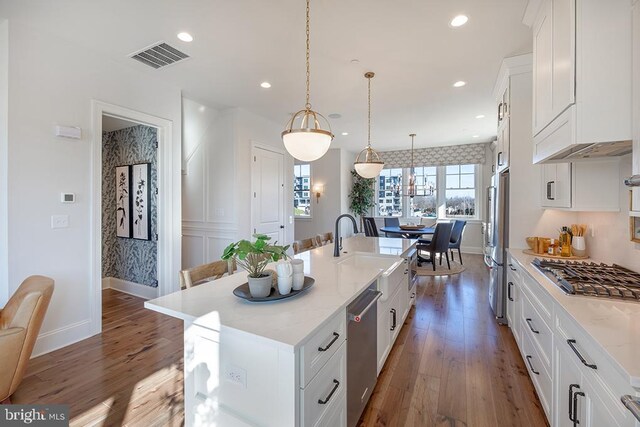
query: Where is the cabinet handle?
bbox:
[390,308,397,331]
[567,339,597,370]
[498,102,503,122]
[573,391,585,427]
[507,282,514,302]
[525,355,539,375]
[525,318,539,334]
[317,332,340,352]
[569,384,580,423]
[546,181,555,200]
[508,263,516,271]
[317,379,340,405]
[497,151,503,166]
[621,395,640,422]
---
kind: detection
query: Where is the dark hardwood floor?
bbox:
[13,255,547,426]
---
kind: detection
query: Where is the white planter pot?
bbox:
[247,273,273,298]
[572,236,587,257]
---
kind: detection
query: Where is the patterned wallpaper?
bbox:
[379,142,488,168]
[102,125,158,287]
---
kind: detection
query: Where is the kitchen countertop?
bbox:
[145,235,416,352]
[508,249,640,389]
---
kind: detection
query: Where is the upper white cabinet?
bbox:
[541,159,620,211]
[527,0,633,163]
[632,0,640,214]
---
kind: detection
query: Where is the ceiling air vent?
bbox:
[130,42,189,69]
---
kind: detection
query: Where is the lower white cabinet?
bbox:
[376,294,391,375]
[506,257,521,344]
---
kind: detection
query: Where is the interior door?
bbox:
[252,146,285,244]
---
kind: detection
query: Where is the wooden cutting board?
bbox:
[523,249,588,260]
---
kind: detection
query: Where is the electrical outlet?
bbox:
[224,364,246,388]
[51,215,69,229]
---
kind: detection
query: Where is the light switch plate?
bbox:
[51,215,69,229]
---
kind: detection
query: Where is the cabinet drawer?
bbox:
[521,290,553,370]
[300,309,346,387]
[521,270,553,323]
[533,105,575,163]
[301,341,347,427]
[521,320,552,419]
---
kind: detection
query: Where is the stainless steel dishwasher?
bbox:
[347,282,382,427]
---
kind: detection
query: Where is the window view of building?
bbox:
[409,166,437,218]
[294,164,311,217]
[445,164,475,217]
[378,168,403,216]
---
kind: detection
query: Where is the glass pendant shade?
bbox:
[408,170,416,198]
[282,109,333,161]
[354,146,384,178]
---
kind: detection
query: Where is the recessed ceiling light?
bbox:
[475,114,485,119]
[450,15,469,27]
[328,113,342,119]
[260,82,272,88]
[341,132,349,136]
[350,59,360,64]
[453,81,466,88]
[198,105,205,112]
[472,135,480,138]
[177,32,193,42]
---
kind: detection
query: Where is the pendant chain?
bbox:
[305,0,311,110]
[367,76,371,148]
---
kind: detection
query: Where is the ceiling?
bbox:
[1,0,532,152]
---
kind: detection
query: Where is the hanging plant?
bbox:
[348,170,376,230]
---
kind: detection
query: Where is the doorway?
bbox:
[251,144,285,243]
[90,101,177,337]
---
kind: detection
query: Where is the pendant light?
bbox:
[407,133,416,198]
[354,72,384,178]
[281,0,333,162]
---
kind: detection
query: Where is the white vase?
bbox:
[247,272,273,298]
[276,261,293,295]
[571,236,586,257]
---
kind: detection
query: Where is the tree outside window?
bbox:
[445,164,476,217]
[294,164,311,217]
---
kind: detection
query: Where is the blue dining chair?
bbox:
[416,222,453,271]
[383,217,400,237]
[449,220,467,265]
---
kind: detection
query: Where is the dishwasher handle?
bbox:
[621,395,640,422]
[349,290,382,322]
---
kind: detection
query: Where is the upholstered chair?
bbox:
[1,275,54,403]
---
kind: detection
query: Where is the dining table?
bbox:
[379,226,435,239]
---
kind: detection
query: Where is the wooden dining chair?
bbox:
[179,259,236,289]
[293,238,316,254]
[314,234,324,247]
[321,232,334,244]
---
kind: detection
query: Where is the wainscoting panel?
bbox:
[182,234,205,270]
[182,223,238,270]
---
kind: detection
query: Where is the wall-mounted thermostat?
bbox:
[61,193,75,203]
[55,125,82,139]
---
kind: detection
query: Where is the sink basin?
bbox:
[336,253,404,301]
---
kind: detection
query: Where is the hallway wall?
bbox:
[102,125,158,287]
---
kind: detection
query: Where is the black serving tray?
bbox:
[233,276,315,302]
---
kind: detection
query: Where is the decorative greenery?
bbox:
[222,234,290,278]
[348,170,376,229]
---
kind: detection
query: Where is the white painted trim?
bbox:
[522,0,543,28]
[492,53,533,101]
[91,100,177,338]
[103,277,158,300]
[31,319,93,358]
[250,142,287,241]
[0,20,7,306]
[460,246,484,255]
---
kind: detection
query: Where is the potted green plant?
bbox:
[348,170,376,231]
[222,234,290,298]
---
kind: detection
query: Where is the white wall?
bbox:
[182,100,294,269]
[0,19,8,305]
[507,71,578,250]
[2,17,182,355]
[294,148,355,240]
[576,155,640,269]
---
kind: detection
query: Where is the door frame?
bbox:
[251,142,286,243]
[90,100,176,335]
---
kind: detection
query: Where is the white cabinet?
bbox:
[495,73,511,173]
[554,341,587,427]
[541,163,571,208]
[541,159,620,211]
[376,295,391,375]
[506,258,521,345]
[632,0,640,213]
[389,286,402,344]
[529,0,632,163]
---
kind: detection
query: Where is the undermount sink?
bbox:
[336,253,404,301]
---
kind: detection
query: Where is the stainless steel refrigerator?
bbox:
[485,169,509,324]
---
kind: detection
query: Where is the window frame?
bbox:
[294,163,312,219]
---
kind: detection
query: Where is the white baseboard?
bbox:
[103,277,158,300]
[460,246,483,255]
[32,318,94,358]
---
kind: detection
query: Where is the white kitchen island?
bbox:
[145,236,417,427]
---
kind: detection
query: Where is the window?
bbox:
[377,168,403,216]
[409,166,437,218]
[445,164,476,217]
[294,164,311,217]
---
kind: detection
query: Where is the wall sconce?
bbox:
[312,184,324,203]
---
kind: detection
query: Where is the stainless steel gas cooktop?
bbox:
[532,258,640,302]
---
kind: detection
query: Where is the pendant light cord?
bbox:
[305,0,311,110]
[367,75,371,148]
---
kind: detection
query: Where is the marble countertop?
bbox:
[508,249,640,389]
[145,235,416,352]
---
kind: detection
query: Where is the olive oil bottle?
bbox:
[559,226,571,257]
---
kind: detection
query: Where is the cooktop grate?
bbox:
[532,258,640,301]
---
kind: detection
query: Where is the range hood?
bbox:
[542,140,632,162]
